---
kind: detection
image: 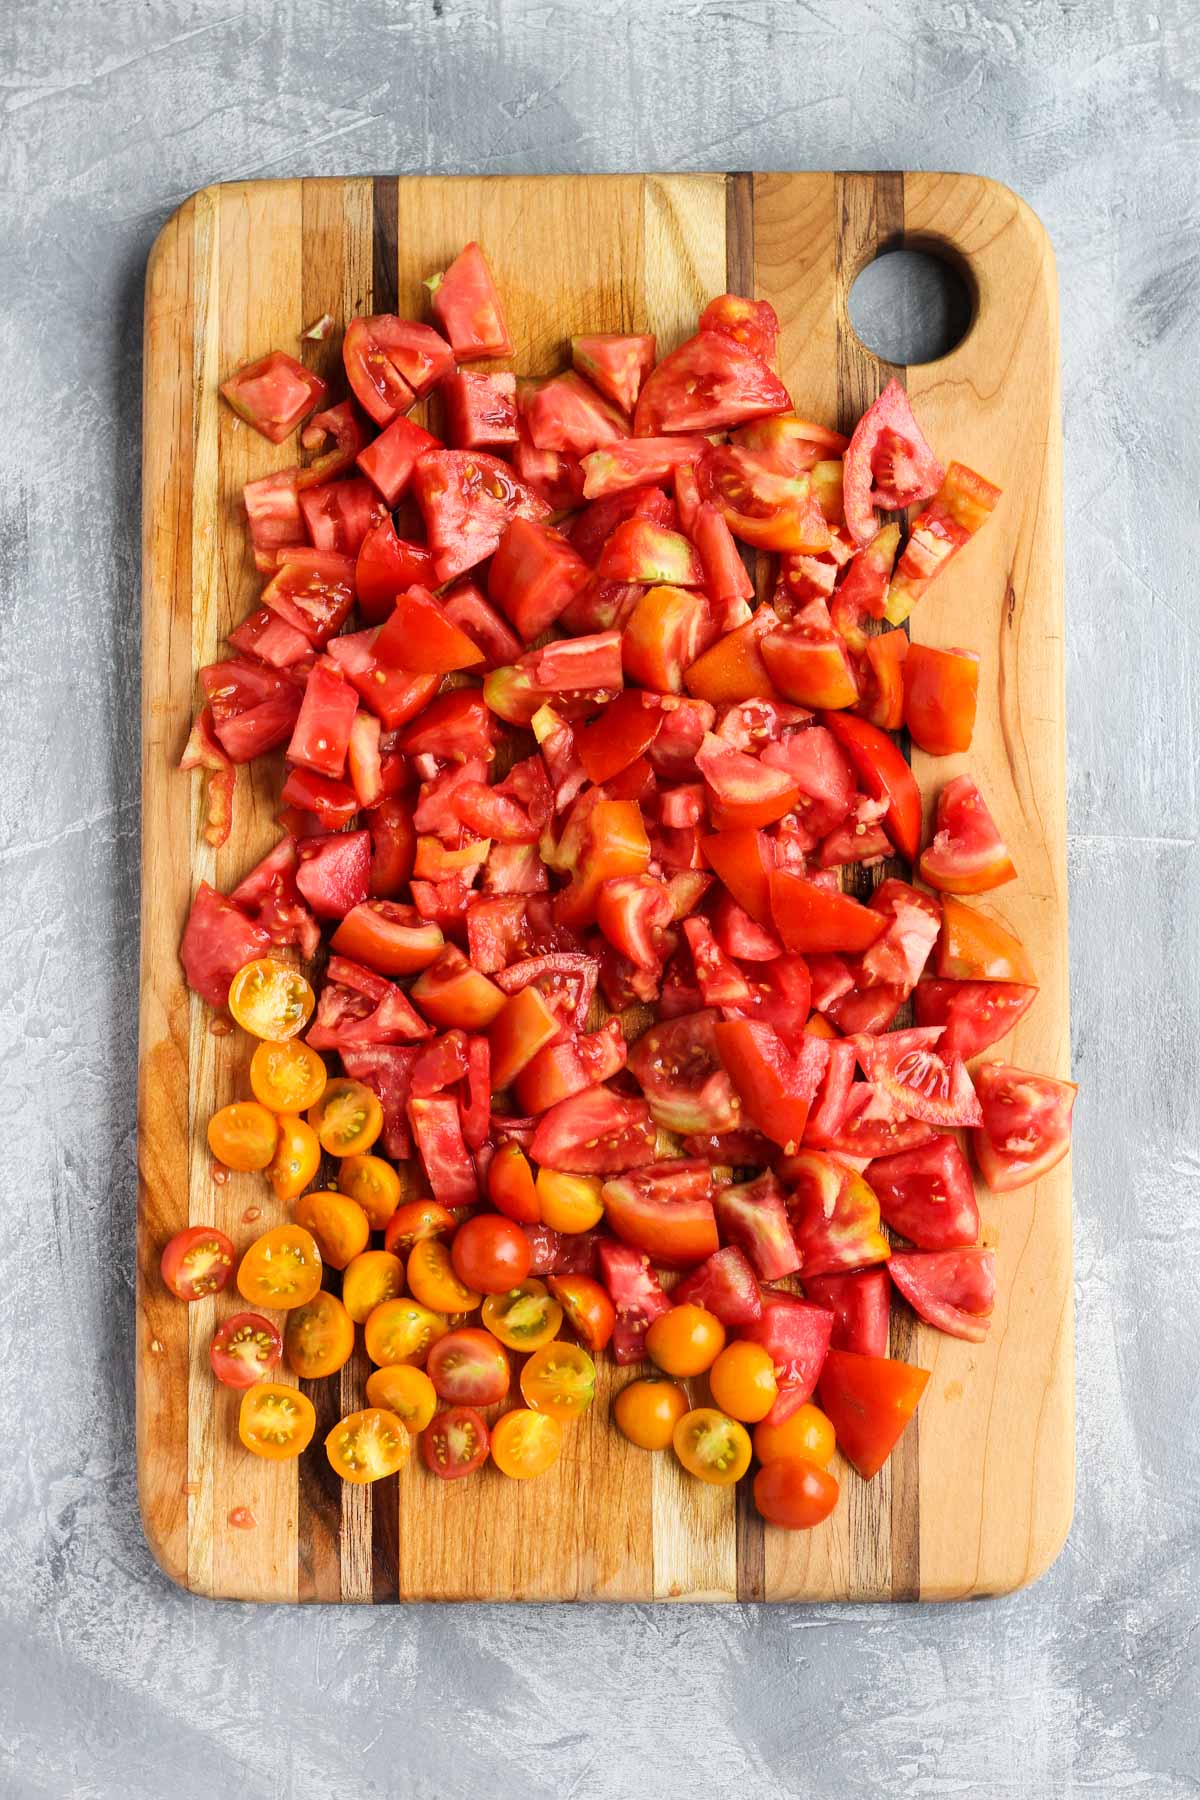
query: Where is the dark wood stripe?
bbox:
[372,177,400,318]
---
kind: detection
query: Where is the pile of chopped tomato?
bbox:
[168,247,1076,1520]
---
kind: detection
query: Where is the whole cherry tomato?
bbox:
[753,1456,840,1529]
[451,1213,532,1295]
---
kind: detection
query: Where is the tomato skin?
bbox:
[285,1290,356,1380]
[709,1341,778,1422]
[645,1303,726,1377]
[207,1101,279,1172]
[365,1364,438,1432]
[342,1249,405,1323]
[236,1224,323,1312]
[673,1407,753,1486]
[268,1114,321,1202]
[451,1213,533,1295]
[331,900,445,978]
[161,1225,235,1302]
[427,1327,511,1406]
[326,1407,412,1484]
[490,1408,564,1479]
[614,1378,689,1450]
[547,1274,615,1352]
[769,870,887,956]
[250,1039,328,1114]
[421,1405,491,1479]
[753,1402,836,1468]
[520,1341,597,1420]
[238,1382,317,1460]
[754,1457,840,1530]
[486,1143,541,1223]
[210,1312,282,1389]
[602,1175,720,1268]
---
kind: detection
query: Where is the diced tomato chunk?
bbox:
[442,371,518,450]
[179,882,273,1009]
[220,350,326,442]
[427,242,513,359]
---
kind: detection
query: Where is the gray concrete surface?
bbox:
[3,1,1198,1794]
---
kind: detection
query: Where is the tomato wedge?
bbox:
[816,1349,930,1480]
[867,1134,980,1250]
[821,710,922,864]
[634,331,790,435]
[841,378,944,545]
[714,1021,828,1152]
[970,1062,1077,1192]
[919,774,1016,894]
[769,870,887,956]
[601,1172,719,1268]
[903,643,980,756]
[913,977,1038,1060]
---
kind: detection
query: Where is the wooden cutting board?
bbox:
[138,172,1071,1603]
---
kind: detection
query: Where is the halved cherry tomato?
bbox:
[210,1312,282,1388]
[383,1199,457,1257]
[268,1114,321,1201]
[672,1407,752,1485]
[421,1405,491,1479]
[342,1249,405,1323]
[250,1039,328,1113]
[903,643,979,755]
[427,1327,510,1405]
[228,957,315,1041]
[326,1407,411,1483]
[487,1143,541,1223]
[450,1213,533,1294]
[364,1297,448,1367]
[536,1169,605,1233]
[292,1190,371,1270]
[364,1364,438,1432]
[308,1078,384,1157]
[236,1224,323,1311]
[238,1382,317,1460]
[547,1274,615,1352]
[337,1154,402,1228]
[752,1402,836,1468]
[161,1225,235,1302]
[207,1101,278,1172]
[709,1340,778,1422]
[645,1303,726,1377]
[407,1237,483,1313]
[919,774,1016,894]
[491,1408,564,1479]
[285,1289,355,1380]
[614,1378,689,1450]
[482,1279,563,1350]
[520,1341,596,1419]
[753,1457,840,1529]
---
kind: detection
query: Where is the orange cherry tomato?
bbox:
[364,1364,438,1433]
[451,1213,532,1294]
[268,1114,321,1201]
[487,1142,541,1223]
[364,1298,448,1368]
[535,1168,605,1232]
[384,1198,457,1256]
[284,1290,355,1380]
[161,1224,235,1301]
[250,1038,328,1113]
[342,1249,405,1323]
[236,1224,323,1311]
[519,1341,596,1420]
[406,1236,482,1313]
[753,1456,840,1529]
[547,1274,615,1352]
[708,1340,778,1423]
[292,1190,371,1270]
[325,1407,411,1484]
[481,1279,563,1351]
[338,1154,402,1228]
[752,1402,836,1469]
[491,1408,563,1479]
[644,1303,726,1377]
[228,957,316,1041]
[673,1407,752,1485]
[613,1378,689,1450]
[238,1381,316,1460]
[207,1101,278,1172]
[308,1078,383,1157]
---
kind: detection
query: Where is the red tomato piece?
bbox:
[372,587,484,675]
[801,1268,890,1358]
[285,661,359,778]
[227,605,311,670]
[342,316,416,426]
[571,333,657,414]
[200,657,305,763]
[596,873,674,969]
[698,826,774,927]
[554,799,650,928]
[698,446,832,554]
[178,709,235,849]
[220,350,326,442]
[934,896,1037,985]
[487,1142,541,1222]
[828,523,901,648]
[842,378,945,545]
[331,899,444,976]
[867,1134,980,1251]
[787,1149,891,1279]
[427,242,512,358]
[440,579,523,670]
[970,1062,1077,1192]
[712,1173,801,1282]
[292,831,372,920]
[581,436,712,501]
[161,1224,236,1301]
[695,734,800,830]
[529,1086,657,1176]
[698,293,780,365]
[912,977,1038,1060]
[684,608,780,706]
[298,476,386,558]
[210,1311,284,1387]
[627,1008,740,1136]
[919,774,1016,894]
[355,517,438,624]
[325,631,439,733]
[714,1021,828,1151]
[522,370,630,457]
[532,632,624,694]
[547,1273,616,1352]
[820,710,922,864]
[595,520,704,587]
[852,1027,982,1128]
[229,840,320,959]
[488,517,590,641]
[307,956,431,1049]
[903,643,980,755]
[279,767,359,830]
[817,1349,929,1479]
[885,462,1003,625]
[442,370,518,450]
[692,502,755,614]
[622,585,711,694]
[243,467,304,570]
[493,952,598,1041]
[573,691,662,785]
[769,870,886,956]
[296,399,368,489]
[412,449,551,585]
[488,987,562,1090]
[339,1045,420,1159]
[735,412,848,473]
[673,1246,763,1327]
[428,1327,511,1402]
[514,1018,626,1114]
[421,1405,491,1480]
[596,1240,672,1364]
[741,1294,835,1424]
[601,1172,719,1268]
[261,549,357,646]
[853,630,909,732]
[634,330,790,435]
[408,1094,478,1207]
[889,1248,996,1343]
[356,412,441,507]
[761,605,860,709]
[679,916,752,1007]
[411,945,507,1030]
[568,486,673,567]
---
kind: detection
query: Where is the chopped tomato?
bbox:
[597,1240,672,1363]
[576,690,663,784]
[684,607,779,705]
[634,330,790,435]
[571,332,656,414]
[673,1246,762,1327]
[442,369,518,450]
[596,874,674,970]
[761,605,859,709]
[741,1295,835,1423]
[714,1020,827,1151]
[488,986,561,1089]
[627,1009,740,1135]
[769,870,886,956]
[581,436,711,500]
[842,378,945,545]
[595,520,704,587]
[623,584,711,693]
[427,1327,511,1404]
[200,656,304,762]
[342,316,416,425]
[699,826,773,926]
[889,1247,996,1342]
[788,1150,891,1278]
[408,1094,479,1207]
[698,293,779,365]
[801,1268,890,1358]
[912,977,1038,1060]
[331,900,444,976]
[601,1173,719,1267]
[695,733,800,829]
[355,516,438,624]
[522,370,630,457]
[326,630,439,732]
[712,1174,800,1282]
[514,1019,626,1114]
[970,1062,1077,1192]
[828,523,900,647]
[412,449,551,585]
[441,579,523,669]
[821,710,922,863]
[554,799,650,928]
[286,660,358,779]
[368,796,417,898]
[547,1273,615,1352]
[816,1349,929,1479]
[934,896,1037,984]
[220,349,326,442]
[427,242,512,357]
[699,446,831,553]
[373,587,484,675]
[903,643,980,755]
[210,1312,283,1388]
[852,1027,982,1127]
[885,462,1002,625]
[489,517,590,641]
[529,1086,656,1175]
[735,412,848,472]
[243,467,304,571]
[854,630,908,731]
[919,774,1016,893]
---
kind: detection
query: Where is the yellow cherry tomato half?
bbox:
[238,1381,316,1460]
[491,1408,563,1479]
[325,1407,411,1484]
[292,1190,371,1271]
[613,1378,689,1451]
[645,1303,726,1377]
[673,1407,752,1486]
[236,1224,323,1311]
[250,1038,328,1113]
[338,1153,402,1229]
[520,1341,596,1420]
[308,1078,383,1157]
[753,1402,836,1468]
[228,957,316,1041]
[284,1289,355,1381]
[268,1114,321,1202]
[709,1340,779,1423]
[406,1236,482,1314]
[364,1298,448,1368]
[364,1364,438,1433]
[207,1100,278,1172]
[343,1249,405,1324]
[481,1279,563,1351]
[535,1168,605,1233]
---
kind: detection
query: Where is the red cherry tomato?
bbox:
[450,1213,533,1295]
[426,1327,511,1406]
[753,1456,841,1530]
[161,1225,236,1302]
[421,1406,492,1480]
[209,1312,283,1388]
